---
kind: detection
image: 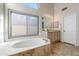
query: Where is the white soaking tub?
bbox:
[0,37,50,56]
[13,38,49,48]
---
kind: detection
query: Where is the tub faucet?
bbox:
[42,39,48,42]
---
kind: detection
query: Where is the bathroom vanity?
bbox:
[48,30,60,44]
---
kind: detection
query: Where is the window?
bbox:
[27,16,39,35]
[22,3,39,9]
[8,9,39,39]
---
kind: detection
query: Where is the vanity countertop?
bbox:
[47,30,60,32]
[0,36,50,56]
[47,28,60,32]
[47,29,60,32]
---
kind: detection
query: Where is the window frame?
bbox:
[8,9,39,39]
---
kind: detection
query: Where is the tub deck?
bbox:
[0,37,50,56]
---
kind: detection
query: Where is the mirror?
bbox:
[42,17,49,31]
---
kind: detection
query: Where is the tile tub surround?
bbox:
[0,36,50,56]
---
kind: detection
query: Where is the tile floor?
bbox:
[51,42,79,56]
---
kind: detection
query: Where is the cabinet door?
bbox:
[48,32,60,43]
[48,32,52,43]
[53,32,58,42]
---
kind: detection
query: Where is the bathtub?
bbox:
[12,38,49,48]
[0,37,50,56]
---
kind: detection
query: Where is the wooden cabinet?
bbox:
[48,31,60,44]
[11,44,51,56]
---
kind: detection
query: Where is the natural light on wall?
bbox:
[0,15,3,42]
[22,3,39,9]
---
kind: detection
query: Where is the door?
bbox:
[63,12,76,45]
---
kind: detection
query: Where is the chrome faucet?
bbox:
[42,39,48,42]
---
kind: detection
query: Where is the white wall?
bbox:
[76,4,79,46]
[0,3,4,43]
[54,3,77,29]
[53,3,77,45]
[4,3,54,41]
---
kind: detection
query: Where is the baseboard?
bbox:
[62,42,75,46]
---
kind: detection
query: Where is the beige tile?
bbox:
[51,42,79,56]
